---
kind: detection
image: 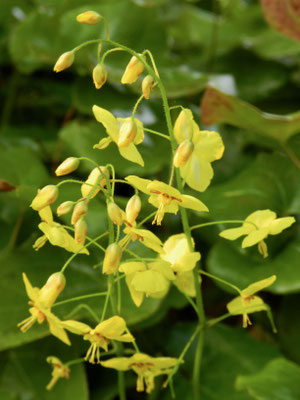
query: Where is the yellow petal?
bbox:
[241,275,276,297]
[119,262,146,274]
[242,228,269,248]
[180,194,208,212]
[125,274,145,307]
[245,209,276,228]
[22,273,39,302]
[175,271,196,297]
[93,137,112,150]
[149,260,175,281]
[174,109,197,143]
[268,216,295,235]
[95,316,134,342]
[219,226,252,240]
[117,117,144,145]
[131,270,169,294]
[119,143,144,166]
[125,176,152,194]
[147,181,181,199]
[47,312,71,345]
[101,356,132,371]
[130,228,164,253]
[39,206,53,224]
[92,105,118,141]
[61,320,91,335]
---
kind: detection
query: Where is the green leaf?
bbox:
[0,337,88,400]
[201,85,300,143]
[162,323,280,400]
[236,358,300,400]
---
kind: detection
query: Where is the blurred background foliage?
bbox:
[1,0,300,399]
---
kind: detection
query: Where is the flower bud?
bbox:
[39,272,66,308]
[126,195,141,224]
[31,185,58,211]
[173,140,194,168]
[118,120,137,148]
[81,167,110,198]
[57,201,74,217]
[75,217,88,245]
[142,75,155,99]
[93,64,107,89]
[103,243,122,275]
[71,201,88,225]
[55,157,80,176]
[108,202,124,225]
[121,54,145,84]
[76,11,102,25]
[53,51,74,73]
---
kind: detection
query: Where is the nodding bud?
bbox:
[71,201,88,225]
[121,54,145,84]
[93,64,107,89]
[142,75,155,99]
[31,185,58,211]
[103,243,122,275]
[118,120,137,148]
[81,167,110,198]
[75,217,88,245]
[76,11,102,25]
[173,140,194,168]
[126,195,141,224]
[39,272,66,308]
[53,51,74,73]
[55,157,79,176]
[107,202,124,225]
[57,201,74,217]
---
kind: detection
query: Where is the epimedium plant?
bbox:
[17,10,296,400]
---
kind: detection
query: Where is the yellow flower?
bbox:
[174,108,224,192]
[30,185,58,211]
[62,316,134,364]
[119,260,175,306]
[227,275,276,328]
[119,221,164,254]
[101,353,178,393]
[160,234,201,297]
[121,54,145,84]
[18,273,70,345]
[76,11,101,25]
[219,209,295,257]
[103,243,122,275]
[125,175,208,225]
[53,51,74,73]
[33,207,89,255]
[92,106,144,166]
[46,356,70,390]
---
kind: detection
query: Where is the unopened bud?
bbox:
[173,140,194,168]
[142,75,155,99]
[108,202,124,225]
[126,195,141,224]
[75,217,88,245]
[121,54,145,84]
[93,64,107,89]
[81,166,110,198]
[76,11,102,25]
[71,201,88,225]
[103,243,122,275]
[39,272,66,308]
[55,157,79,176]
[57,201,74,217]
[53,51,74,73]
[118,119,137,148]
[31,185,58,211]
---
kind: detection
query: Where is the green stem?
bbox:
[144,128,170,141]
[53,292,108,307]
[199,269,241,294]
[132,94,144,119]
[65,357,86,367]
[102,47,124,64]
[190,220,258,231]
[100,283,112,322]
[63,303,99,323]
[206,313,231,328]
[136,211,157,227]
[182,292,200,318]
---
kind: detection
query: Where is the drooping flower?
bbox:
[18,273,70,345]
[160,234,200,297]
[62,316,134,364]
[125,175,208,225]
[30,185,58,211]
[121,54,145,84]
[81,166,109,198]
[76,10,102,25]
[219,209,295,257]
[53,51,74,73]
[46,356,70,390]
[119,260,175,306]
[92,106,144,166]
[227,275,276,328]
[33,207,89,255]
[103,243,122,275]
[173,108,224,192]
[101,353,178,393]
